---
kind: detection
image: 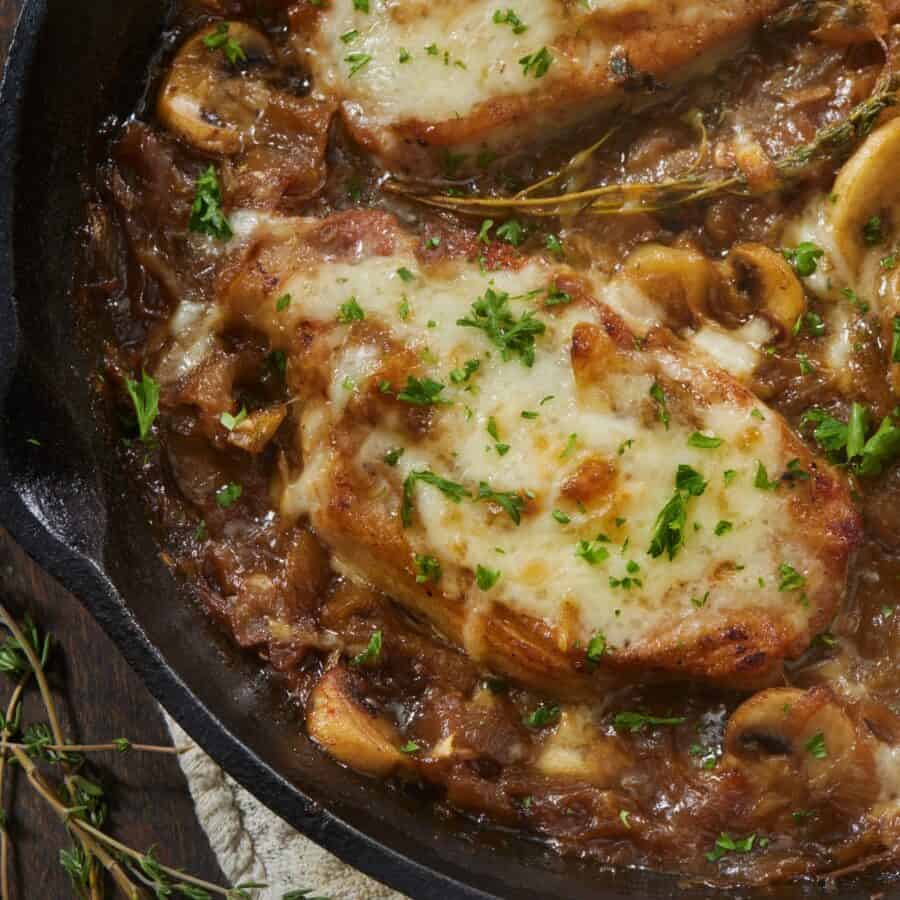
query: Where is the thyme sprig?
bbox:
[0,600,323,900]
[389,77,899,219]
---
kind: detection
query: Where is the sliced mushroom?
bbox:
[158,23,277,155]
[722,686,879,820]
[306,666,411,777]
[623,243,715,331]
[717,242,806,338]
[829,116,900,276]
[226,404,286,453]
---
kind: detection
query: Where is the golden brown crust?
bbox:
[270,210,861,694]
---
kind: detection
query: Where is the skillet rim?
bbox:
[0,3,495,898]
[1,4,898,899]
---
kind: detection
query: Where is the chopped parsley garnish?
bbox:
[893,316,900,363]
[559,433,578,459]
[675,464,707,497]
[397,266,416,283]
[805,731,827,759]
[475,564,501,590]
[397,375,446,406]
[352,0,369,10]
[275,293,291,312]
[793,311,826,338]
[619,810,631,828]
[477,219,494,243]
[400,740,420,754]
[189,166,232,240]
[340,29,359,44]
[692,592,710,608]
[575,539,610,565]
[268,350,286,376]
[688,432,723,449]
[493,8,528,33]
[383,447,404,466]
[586,632,607,661]
[847,402,868,459]
[478,482,525,524]
[521,410,538,419]
[862,215,884,246]
[552,509,571,524]
[754,461,779,491]
[345,52,372,77]
[649,381,669,429]
[399,47,411,63]
[414,554,442,584]
[723,469,737,485]
[519,47,552,78]
[202,22,247,66]
[215,483,242,508]
[882,254,897,271]
[401,470,470,526]
[350,630,382,668]
[450,358,480,384]
[457,287,546,367]
[706,832,757,863]
[337,297,365,323]
[802,404,900,476]
[496,219,526,246]
[647,465,706,560]
[424,235,441,249]
[613,712,686,733]
[219,406,247,431]
[545,283,571,307]
[842,286,870,313]
[782,241,824,277]
[524,703,560,728]
[545,233,564,256]
[784,458,810,483]
[714,520,733,536]
[777,563,806,592]
[486,417,509,455]
[125,371,160,443]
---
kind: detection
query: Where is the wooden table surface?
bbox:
[0,0,225,896]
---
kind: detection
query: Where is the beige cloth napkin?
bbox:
[165,715,407,900]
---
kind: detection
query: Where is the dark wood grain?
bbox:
[0,1,225,896]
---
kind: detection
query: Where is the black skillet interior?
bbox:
[0,2,897,898]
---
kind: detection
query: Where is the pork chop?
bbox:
[195,209,860,694]
[292,0,790,172]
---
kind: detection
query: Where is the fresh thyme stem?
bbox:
[10,740,235,898]
[0,675,27,900]
[391,76,899,219]
[8,745,139,899]
[9,741,191,755]
[0,604,111,897]
[0,607,63,746]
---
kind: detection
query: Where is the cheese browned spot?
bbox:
[212,210,859,693]
[295,0,790,171]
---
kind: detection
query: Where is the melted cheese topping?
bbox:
[231,230,837,658]
[303,0,782,159]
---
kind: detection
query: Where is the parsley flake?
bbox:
[189,166,232,240]
[125,371,160,443]
[457,287,545,367]
[350,630,382,667]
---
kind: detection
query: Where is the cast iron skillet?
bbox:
[0,2,897,898]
